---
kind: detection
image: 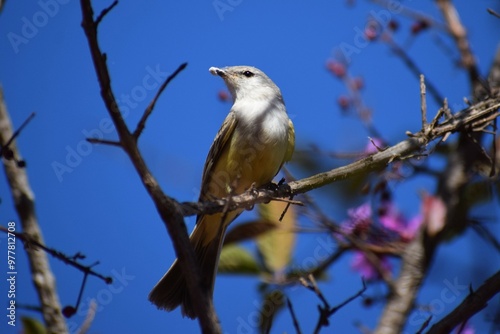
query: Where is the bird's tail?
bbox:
[148,214,229,319]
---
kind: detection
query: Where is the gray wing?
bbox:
[198,111,237,201]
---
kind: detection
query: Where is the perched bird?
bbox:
[149,65,295,318]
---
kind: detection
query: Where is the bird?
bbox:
[148,65,295,318]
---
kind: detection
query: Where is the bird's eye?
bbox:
[242,70,254,77]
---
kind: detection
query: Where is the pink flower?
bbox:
[379,202,422,241]
[341,203,372,237]
[342,200,422,280]
[351,250,391,281]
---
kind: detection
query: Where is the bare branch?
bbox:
[179,95,500,218]
[436,0,487,98]
[0,111,35,156]
[0,88,68,333]
[133,62,188,139]
[0,226,112,284]
[487,8,500,19]
[370,0,447,30]
[374,226,430,334]
[415,315,432,334]
[302,276,366,334]
[95,0,118,26]
[86,138,121,146]
[427,270,500,334]
[385,37,444,106]
[79,0,220,331]
[420,75,428,131]
[286,298,302,334]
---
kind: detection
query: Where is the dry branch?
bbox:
[180,95,500,217]
[79,1,220,332]
[427,270,500,334]
[0,87,68,333]
[374,4,499,332]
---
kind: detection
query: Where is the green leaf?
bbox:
[223,220,277,246]
[256,201,296,275]
[218,244,260,275]
[258,289,285,334]
[21,316,47,334]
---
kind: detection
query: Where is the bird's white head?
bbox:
[209,66,282,102]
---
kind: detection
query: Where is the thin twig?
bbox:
[369,0,447,31]
[286,298,303,334]
[469,222,500,253]
[385,36,444,106]
[0,111,35,156]
[307,278,366,334]
[415,315,432,334]
[86,138,121,146]
[307,274,331,309]
[328,279,366,316]
[95,0,118,26]
[487,8,500,19]
[133,62,188,139]
[427,270,500,334]
[0,226,112,283]
[420,75,427,131]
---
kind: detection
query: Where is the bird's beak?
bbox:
[209,67,226,77]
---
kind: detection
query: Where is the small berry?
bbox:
[326,60,346,78]
[363,297,374,307]
[411,20,429,35]
[217,90,230,102]
[351,77,364,90]
[388,20,399,31]
[337,95,351,111]
[365,26,378,41]
[62,306,77,318]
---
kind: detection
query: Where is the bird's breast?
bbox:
[225,105,290,191]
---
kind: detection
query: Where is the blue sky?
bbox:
[1,1,499,333]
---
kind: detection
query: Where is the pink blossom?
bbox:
[341,202,372,236]
[379,202,422,241]
[351,250,391,281]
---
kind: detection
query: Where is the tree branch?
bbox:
[436,0,486,98]
[0,87,68,333]
[133,62,187,139]
[426,270,500,334]
[179,95,500,218]
[79,1,221,331]
[374,9,499,333]
[0,226,112,284]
